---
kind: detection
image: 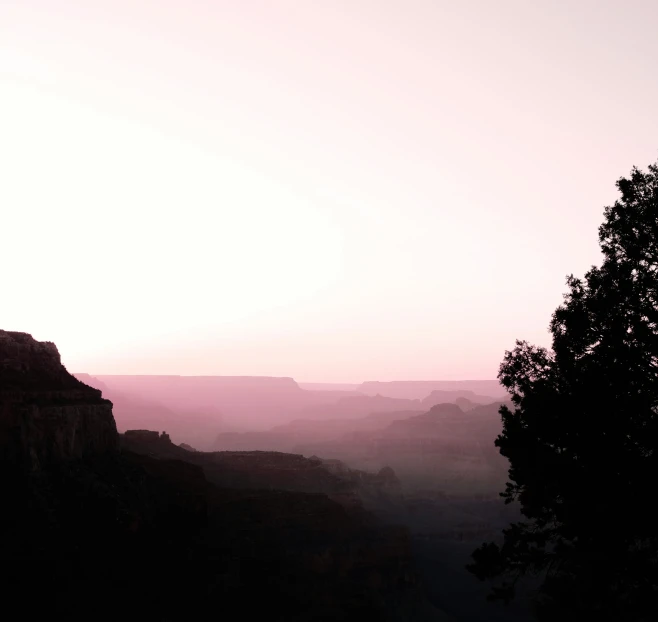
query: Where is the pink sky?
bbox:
[1,1,657,382]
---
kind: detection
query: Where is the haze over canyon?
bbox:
[3,1,658,620]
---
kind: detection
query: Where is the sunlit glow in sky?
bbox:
[1,0,657,381]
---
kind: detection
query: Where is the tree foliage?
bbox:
[468,160,658,621]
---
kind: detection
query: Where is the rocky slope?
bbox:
[123,430,403,511]
[294,402,510,495]
[119,431,449,620]
[1,331,445,621]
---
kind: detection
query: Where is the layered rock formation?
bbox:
[87,373,365,430]
[74,372,226,450]
[1,330,442,620]
[118,429,435,619]
[122,431,402,512]
[213,409,425,454]
[0,330,117,470]
[293,402,511,495]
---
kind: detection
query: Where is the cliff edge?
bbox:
[0,330,118,469]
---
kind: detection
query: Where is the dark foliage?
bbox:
[467,160,658,621]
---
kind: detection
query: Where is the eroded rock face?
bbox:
[1,332,440,620]
[0,330,118,470]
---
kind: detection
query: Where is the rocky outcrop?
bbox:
[1,332,446,621]
[0,330,118,470]
[123,432,360,499]
[117,429,432,619]
[73,372,226,450]
[123,429,161,442]
[122,431,407,513]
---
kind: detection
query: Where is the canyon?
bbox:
[1,329,448,621]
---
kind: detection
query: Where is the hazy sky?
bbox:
[2,1,657,381]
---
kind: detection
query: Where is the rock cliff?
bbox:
[1,330,443,620]
[0,330,117,470]
[118,430,428,618]
[122,431,400,511]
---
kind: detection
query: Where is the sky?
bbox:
[1,0,657,382]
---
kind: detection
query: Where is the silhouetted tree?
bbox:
[468,160,658,621]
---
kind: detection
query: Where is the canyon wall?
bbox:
[0,330,117,470]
